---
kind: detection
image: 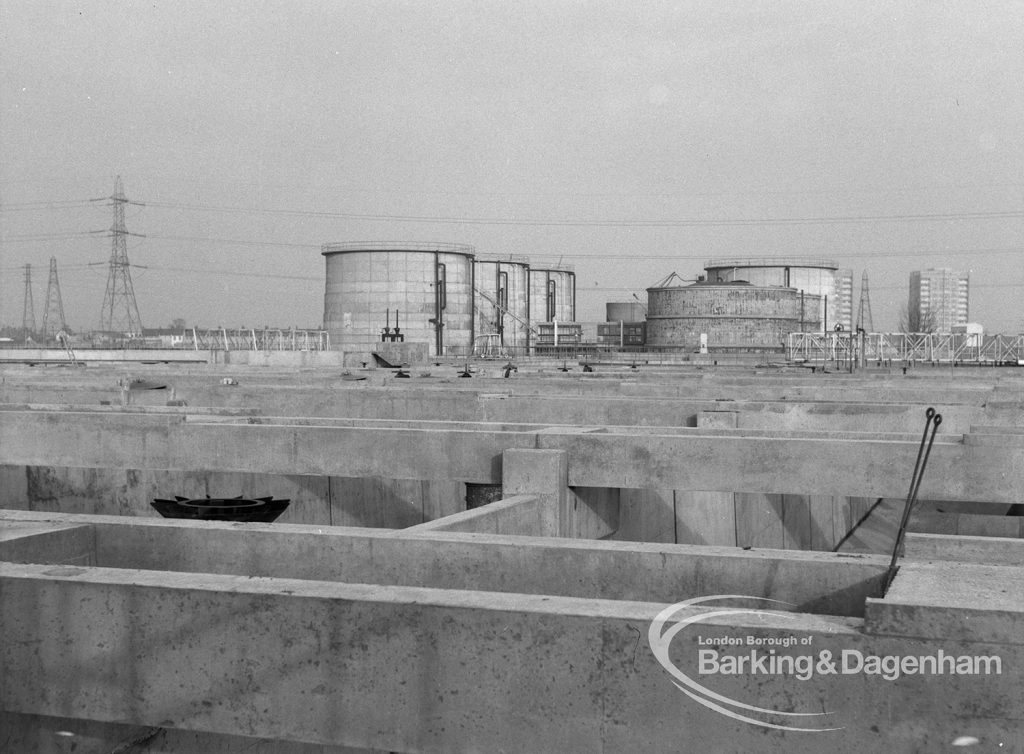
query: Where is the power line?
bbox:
[142,200,1024,228]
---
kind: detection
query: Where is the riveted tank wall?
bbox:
[529,268,576,323]
[646,284,822,351]
[474,259,531,352]
[704,260,841,332]
[322,244,475,357]
[606,302,646,322]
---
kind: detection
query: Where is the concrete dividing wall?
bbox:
[0,466,464,529]
[0,511,885,614]
[0,526,1020,752]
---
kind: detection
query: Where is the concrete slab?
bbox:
[866,561,1024,643]
[905,533,1024,565]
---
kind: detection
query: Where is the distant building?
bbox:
[909,268,970,332]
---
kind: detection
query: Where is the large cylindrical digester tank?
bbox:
[322,243,475,357]
[529,268,576,323]
[474,258,531,353]
[703,258,841,332]
[646,281,822,351]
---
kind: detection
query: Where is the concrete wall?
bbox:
[1,514,1020,753]
[0,466,464,529]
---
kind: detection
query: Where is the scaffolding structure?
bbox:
[186,328,331,352]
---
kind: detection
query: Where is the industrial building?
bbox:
[597,302,648,348]
[910,268,970,332]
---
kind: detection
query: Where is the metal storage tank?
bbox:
[529,267,576,324]
[473,257,531,355]
[703,258,847,332]
[322,242,475,357]
[605,301,645,322]
[646,280,822,352]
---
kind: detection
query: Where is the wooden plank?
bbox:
[610,489,674,543]
[808,495,836,551]
[782,494,812,551]
[735,493,784,549]
[329,476,424,528]
[673,490,736,546]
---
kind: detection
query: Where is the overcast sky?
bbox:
[1,1,1022,332]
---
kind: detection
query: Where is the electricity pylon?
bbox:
[94,176,145,334]
[21,264,36,338]
[856,270,874,333]
[42,256,68,336]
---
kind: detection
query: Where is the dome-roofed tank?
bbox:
[474,257,531,355]
[322,242,475,357]
[703,258,847,332]
[646,279,822,352]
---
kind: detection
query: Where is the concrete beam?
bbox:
[905,532,1024,565]
[0,511,886,616]
[3,409,1024,501]
[866,561,1024,644]
[400,494,546,536]
[0,379,1014,433]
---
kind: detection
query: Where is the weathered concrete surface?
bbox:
[866,561,1024,643]
[4,408,1023,503]
[0,511,886,616]
[905,533,1024,565]
[0,348,207,363]
[0,466,464,529]
[400,495,546,535]
[4,367,1024,433]
[0,521,94,566]
[0,711,379,754]
[2,556,1023,752]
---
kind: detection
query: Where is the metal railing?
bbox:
[787,331,1024,364]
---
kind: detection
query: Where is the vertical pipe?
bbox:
[572,272,577,322]
[433,252,442,357]
[525,264,531,356]
[469,255,475,358]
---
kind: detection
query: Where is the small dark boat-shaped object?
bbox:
[150,495,290,522]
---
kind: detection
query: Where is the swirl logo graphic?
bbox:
[648,595,842,732]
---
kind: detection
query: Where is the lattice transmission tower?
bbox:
[856,270,874,333]
[94,176,145,334]
[42,256,68,336]
[21,264,36,338]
